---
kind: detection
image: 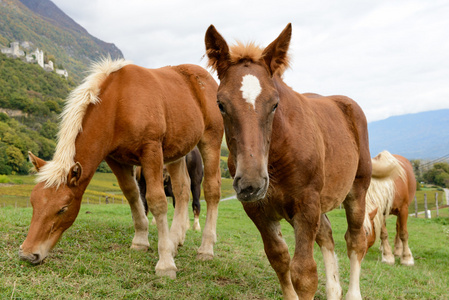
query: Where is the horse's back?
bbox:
[97,64,219,164]
[298,93,371,212]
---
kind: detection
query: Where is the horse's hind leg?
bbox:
[166,159,191,248]
[191,179,202,231]
[380,220,395,265]
[395,211,414,266]
[105,158,149,251]
[197,135,221,260]
[316,214,342,300]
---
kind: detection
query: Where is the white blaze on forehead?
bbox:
[240,74,262,109]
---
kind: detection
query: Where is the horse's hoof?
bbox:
[155,268,177,279]
[381,255,395,265]
[130,243,149,251]
[345,291,362,300]
[401,257,414,266]
[197,252,214,261]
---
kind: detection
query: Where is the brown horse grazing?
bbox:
[136,147,204,231]
[364,151,415,266]
[19,58,223,279]
[205,24,371,300]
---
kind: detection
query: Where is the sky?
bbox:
[51,0,449,123]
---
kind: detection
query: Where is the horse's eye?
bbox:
[217,101,225,114]
[272,103,278,112]
[57,206,68,215]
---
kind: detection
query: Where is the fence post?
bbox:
[424,193,428,218]
[435,193,439,217]
[414,196,418,218]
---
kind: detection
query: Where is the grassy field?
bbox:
[0,173,236,208]
[1,200,449,298]
[1,174,449,299]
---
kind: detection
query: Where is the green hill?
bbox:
[0,0,124,83]
[0,52,73,174]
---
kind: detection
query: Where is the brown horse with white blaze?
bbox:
[19,58,223,279]
[364,151,415,266]
[205,24,371,299]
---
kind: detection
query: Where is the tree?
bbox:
[5,145,27,174]
[422,162,449,188]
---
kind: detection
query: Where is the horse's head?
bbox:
[19,152,83,264]
[205,24,292,202]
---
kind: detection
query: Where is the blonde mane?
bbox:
[207,41,290,76]
[229,41,264,64]
[363,151,406,240]
[37,57,131,188]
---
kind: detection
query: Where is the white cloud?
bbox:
[51,0,449,122]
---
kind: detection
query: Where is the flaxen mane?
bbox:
[36,57,131,188]
[363,151,406,239]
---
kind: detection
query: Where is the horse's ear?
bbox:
[68,162,83,186]
[28,151,46,172]
[205,25,230,79]
[368,207,378,221]
[262,23,292,77]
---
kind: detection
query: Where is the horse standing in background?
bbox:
[364,151,415,266]
[205,24,371,300]
[136,147,204,231]
[20,58,223,279]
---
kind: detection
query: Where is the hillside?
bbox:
[0,52,72,174]
[368,109,449,160]
[0,0,123,82]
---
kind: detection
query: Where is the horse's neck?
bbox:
[73,126,111,190]
[269,78,310,166]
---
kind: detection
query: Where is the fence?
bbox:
[412,192,449,218]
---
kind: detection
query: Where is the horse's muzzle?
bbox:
[233,175,268,202]
[18,246,44,265]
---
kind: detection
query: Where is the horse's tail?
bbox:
[37,57,131,188]
[363,151,406,242]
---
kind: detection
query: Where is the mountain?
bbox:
[368,109,449,160]
[0,0,123,82]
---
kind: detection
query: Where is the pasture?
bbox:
[1,175,448,299]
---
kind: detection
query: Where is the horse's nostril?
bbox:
[33,253,40,262]
[241,185,256,195]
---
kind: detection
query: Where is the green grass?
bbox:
[1,200,449,299]
[1,175,449,298]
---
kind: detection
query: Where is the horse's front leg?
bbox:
[244,205,298,300]
[316,214,343,300]
[343,181,368,300]
[166,159,191,248]
[290,192,321,300]
[380,220,395,265]
[141,145,177,279]
[105,158,149,251]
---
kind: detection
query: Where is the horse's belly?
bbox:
[320,161,359,213]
